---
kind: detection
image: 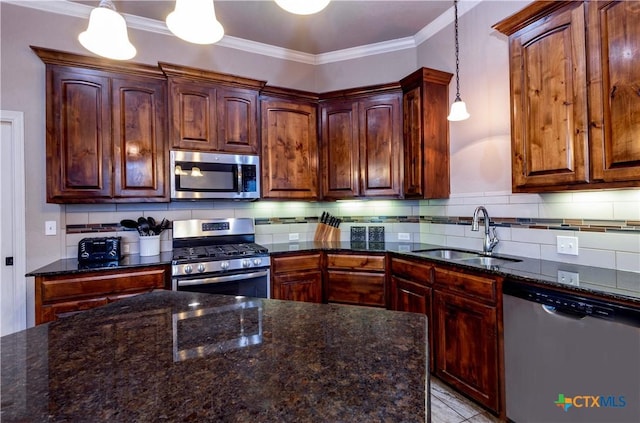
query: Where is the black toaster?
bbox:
[78,237,122,262]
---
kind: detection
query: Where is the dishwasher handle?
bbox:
[541,304,587,320]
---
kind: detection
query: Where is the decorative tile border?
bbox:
[255,216,640,234]
[66,217,640,234]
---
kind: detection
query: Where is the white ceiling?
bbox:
[70,0,456,54]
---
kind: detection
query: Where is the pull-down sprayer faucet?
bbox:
[472,206,499,255]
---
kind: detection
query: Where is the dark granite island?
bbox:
[1,291,428,422]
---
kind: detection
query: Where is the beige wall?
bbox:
[416,0,529,194]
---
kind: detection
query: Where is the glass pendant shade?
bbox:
[166,0,224,45]
[78,0,136,60]
[448,0,469,122]
[447,98,470,121]
[275,0,331,15]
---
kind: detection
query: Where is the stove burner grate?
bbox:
[172,243,269,261]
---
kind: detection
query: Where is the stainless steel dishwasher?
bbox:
[503,281,640,423]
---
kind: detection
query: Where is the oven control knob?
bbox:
[220,261,230,270]
[253,258,262,266]
[197,264,206,273]
[242,259,251,268]
[184,265,193,274]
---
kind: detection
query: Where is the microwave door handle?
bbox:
[237,164,242,194]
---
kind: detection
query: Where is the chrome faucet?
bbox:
[472,206,499,255]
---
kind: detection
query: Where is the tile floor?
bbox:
[430,377,501,423]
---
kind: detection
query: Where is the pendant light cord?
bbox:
[453,0,461,101]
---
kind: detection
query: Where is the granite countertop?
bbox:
[26,241,640,306]
[26,251,174,277]
[1,291,428,422]
[267,241,640,306]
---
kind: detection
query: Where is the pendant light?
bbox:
[166,0,224,45]
[78,0,136,60]
[447,0,470,121]
[275,0,331,15]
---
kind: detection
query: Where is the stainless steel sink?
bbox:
[411,249,522,266]
[457,256,521,266]
[412,249,482,260]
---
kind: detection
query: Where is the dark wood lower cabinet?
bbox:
[325,270,386,307]
[390,256,503,417]
[325,253,386,307]
[272,270,322,303]
[434,290,500,412]
[35,265,170,324]
[271,253,323,303]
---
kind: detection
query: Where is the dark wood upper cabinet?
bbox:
[320,100,360,198]
[112,77,166,199]
[359,93,403,197]
[586,0,640,185]
[33,46,168,203]
[400,68,453,199]
[494,0,640,192]
[160,63,266,154]
[166,79,217,151]
[320,86,403,200]
[260,88,320,199]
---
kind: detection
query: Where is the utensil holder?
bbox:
[139,235,160,257]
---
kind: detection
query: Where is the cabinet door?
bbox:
[47,67,112,202]
[168,79,218,151]
[434,290,499,412]
[112,77,167,200]
[359,93,403,197]
[391,275,433,372]
[217,87,260,154]
[587,1,640,184]
[402,86,424,197]
[509,2,589,191]
[320,100,360,199]
[261,98,319,199]
[272,271,323,303]
[391,276,430,314]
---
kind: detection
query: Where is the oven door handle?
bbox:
[176,270,269,287]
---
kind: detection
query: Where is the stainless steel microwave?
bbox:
[170,151,260,200]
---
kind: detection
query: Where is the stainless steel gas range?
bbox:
[171,218,270,298]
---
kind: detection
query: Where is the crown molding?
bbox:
[4,0,483,65]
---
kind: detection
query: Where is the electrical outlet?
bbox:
[558,270,580,286]
[122,244,130,254]
[556,236,579,256]
[288,233,299,241]
[45,220,56,236]
[398,232,411,241]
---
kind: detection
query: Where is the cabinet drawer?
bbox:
[433,267,497,303]
[39,267,167,303]
[326,253,385,271]
[40,297,110,322]
[326,270,385,307]
[272,253,322,274]
[390,257,432,285]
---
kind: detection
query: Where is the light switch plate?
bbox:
[398,233,411,241]
[45,220,56,236]
[556,236,579,256]
[288,233,299,241]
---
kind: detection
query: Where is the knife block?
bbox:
[314,222,340,242]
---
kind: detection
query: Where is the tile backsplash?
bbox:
[62,189,640,272]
